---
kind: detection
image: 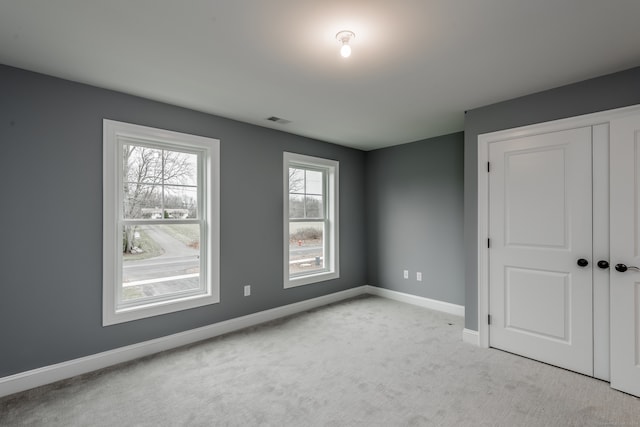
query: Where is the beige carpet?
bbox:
[1,295,639,426]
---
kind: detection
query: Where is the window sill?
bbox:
[103,292,219,326]
[284,271,339,289]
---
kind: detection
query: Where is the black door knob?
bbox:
[615,264,628,272]
[597,260,609,269]
[577,258,589,267]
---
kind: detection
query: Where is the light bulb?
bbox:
[340,44,351,58]
[336,30,355,58]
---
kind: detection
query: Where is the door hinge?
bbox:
[487,162,490,172]
[488,314,492,325]
[487,238,491,248]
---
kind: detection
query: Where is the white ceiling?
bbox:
[1,1,639,150]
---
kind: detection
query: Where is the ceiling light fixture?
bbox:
[336,30,355,58]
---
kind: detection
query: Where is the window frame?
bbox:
[283,152,339,288]
[103,119,220,326]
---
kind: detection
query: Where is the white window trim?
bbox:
[283,152,339,288]
[103,120,220,326]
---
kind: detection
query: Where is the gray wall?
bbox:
[464,66,640,331]
[366,133,465,305]
[0,64,366,377]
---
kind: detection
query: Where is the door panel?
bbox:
[610,113,640,397]
[489,127,593,376]
[504,147,568,248]
[505,267,569,340]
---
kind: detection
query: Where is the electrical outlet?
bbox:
[417,272,422,281]
[403,270,409,279]
[244,285,251,296]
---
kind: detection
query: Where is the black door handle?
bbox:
[615,264,628,272]
[577,258,589,267]
[615,263,640,272]
[597,260,609,269]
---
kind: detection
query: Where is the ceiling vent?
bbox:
[266,116,291,125]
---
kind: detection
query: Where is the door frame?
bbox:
[477,104,640,350]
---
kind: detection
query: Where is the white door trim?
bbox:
[477,104,640,349]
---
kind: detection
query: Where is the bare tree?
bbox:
[289,167,304,193]
[122,145,195,254]
[288,168,306,219]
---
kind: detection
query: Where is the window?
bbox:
[284,152,339,288]
[103,120,220,325]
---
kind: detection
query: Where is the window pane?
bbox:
[123,145,163,184]
[163,150,198,186]
[305,170,324,195]
[305,195,324,218]
[289,168,304,194]
[289,195,304,218]
[289,221,325,275]
[122,224,201,302]
[123,183,162,219]
[164,185,198,219]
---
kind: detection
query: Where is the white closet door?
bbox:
[592,124,611,381]
[610,112,640,397]
[489,127,593,375]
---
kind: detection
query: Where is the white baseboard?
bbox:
[462,328,480,346]
[0,285,466,398]
[0,286,369,399]
[364,286,465,317]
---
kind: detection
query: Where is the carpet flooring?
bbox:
[1,295,639,426]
